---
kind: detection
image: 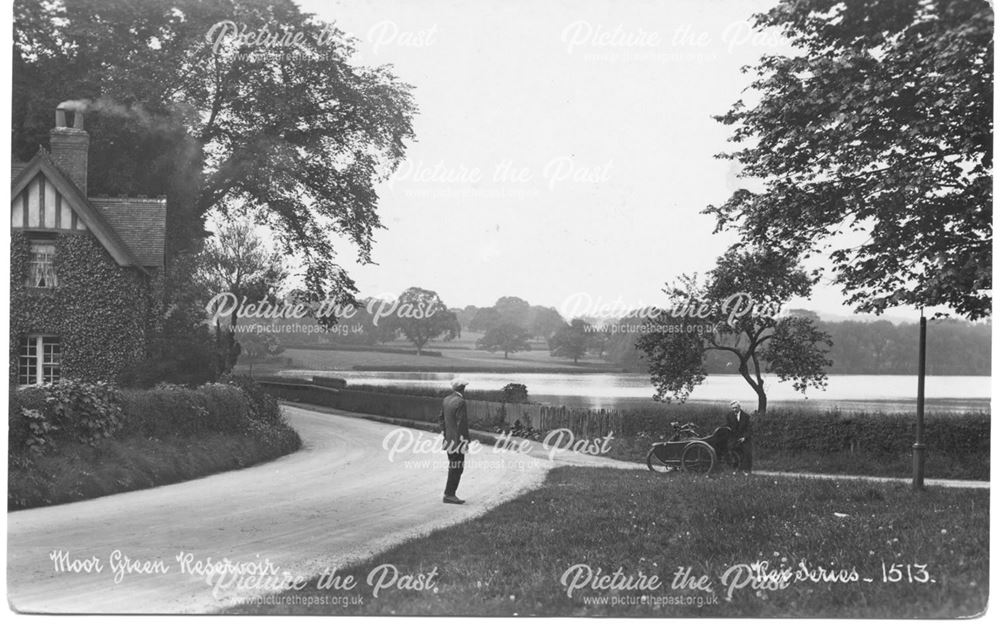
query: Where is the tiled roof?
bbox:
[90,197,167,268]
[12,150,146,270]
[11,149,167,268]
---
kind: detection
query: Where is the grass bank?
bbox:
[8,431,299,510]
[228,466,987,617]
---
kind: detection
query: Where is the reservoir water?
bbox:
[275,370,991,413]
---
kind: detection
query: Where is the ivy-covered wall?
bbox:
[9,231,160,384]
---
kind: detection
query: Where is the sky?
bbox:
[289,0,929,322]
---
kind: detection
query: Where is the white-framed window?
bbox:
[26,241,58,288]
[18,335,61,385]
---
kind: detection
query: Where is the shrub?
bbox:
[122,334,220,389]
[502,383,529,403]
[221,375,300,452]
[119,386,211,437]
[12,407,58,462]
[51,380,125,444]
[8,380,125,453]
[9,387,50,462]
[223,374,285,426]
[200,383,253,432]
[9,379,302,507]
[11,379,292,450]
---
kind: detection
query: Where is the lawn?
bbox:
[261,346,617,373]
[237,331,620,374]
[228,467,988,617]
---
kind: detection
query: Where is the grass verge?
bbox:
[746,449,987,480]
[227,466,988,617]
[8,430,301,510]
[599,436,988,481]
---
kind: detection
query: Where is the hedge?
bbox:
[9,376,300,466]
[751,408,990,458]
[552,405,990,460]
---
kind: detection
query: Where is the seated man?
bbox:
[725,400,753,473]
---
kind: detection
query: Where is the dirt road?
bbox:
[7,405,635,614]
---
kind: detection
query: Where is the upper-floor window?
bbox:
[18,335,61,385]
[27,241,58,288]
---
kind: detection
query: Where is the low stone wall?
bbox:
[259,380,545,428]
[258,380,441,422]
[258,377,634,437]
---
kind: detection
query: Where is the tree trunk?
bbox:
[756,391,767,414]
[737,357,768,415]
[751,353,767,414]
[504,350,509,359]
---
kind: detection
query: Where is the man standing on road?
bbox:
[442,378,471,504]
[726,400,753,473]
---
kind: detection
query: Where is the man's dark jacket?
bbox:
[727,409,753,443]
[442,391,470,453]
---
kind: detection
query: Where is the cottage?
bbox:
[9,106,166,385]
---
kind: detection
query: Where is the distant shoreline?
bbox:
[349,364,623,373]
[541,396,990,413]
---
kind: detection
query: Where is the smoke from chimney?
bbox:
[57,99,89,112]
[47,97,194,194]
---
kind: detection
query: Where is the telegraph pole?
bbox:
[912,309,927,489]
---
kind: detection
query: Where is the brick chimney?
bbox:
[50,106,89,195]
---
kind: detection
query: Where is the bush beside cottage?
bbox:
[8,376,301,509]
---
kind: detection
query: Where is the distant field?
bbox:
[248,333,620,373]
[272,347,616,372]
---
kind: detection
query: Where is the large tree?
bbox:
[195,219,288,373]
[237,332,285,378]
[468,306,501,333]
[468,297,534,332]
[196,220,288,314]
[391,287,460,356]
[476,323,532,359]
[705,0,992,319]
[637,248,833,413]
[13,0,416,300]
[493,296,533,328]
[529,306,567,340]
[549,319,590,365]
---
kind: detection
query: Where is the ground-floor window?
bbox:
[18,335,61,385]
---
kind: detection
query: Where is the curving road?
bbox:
[7,404,638,613]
